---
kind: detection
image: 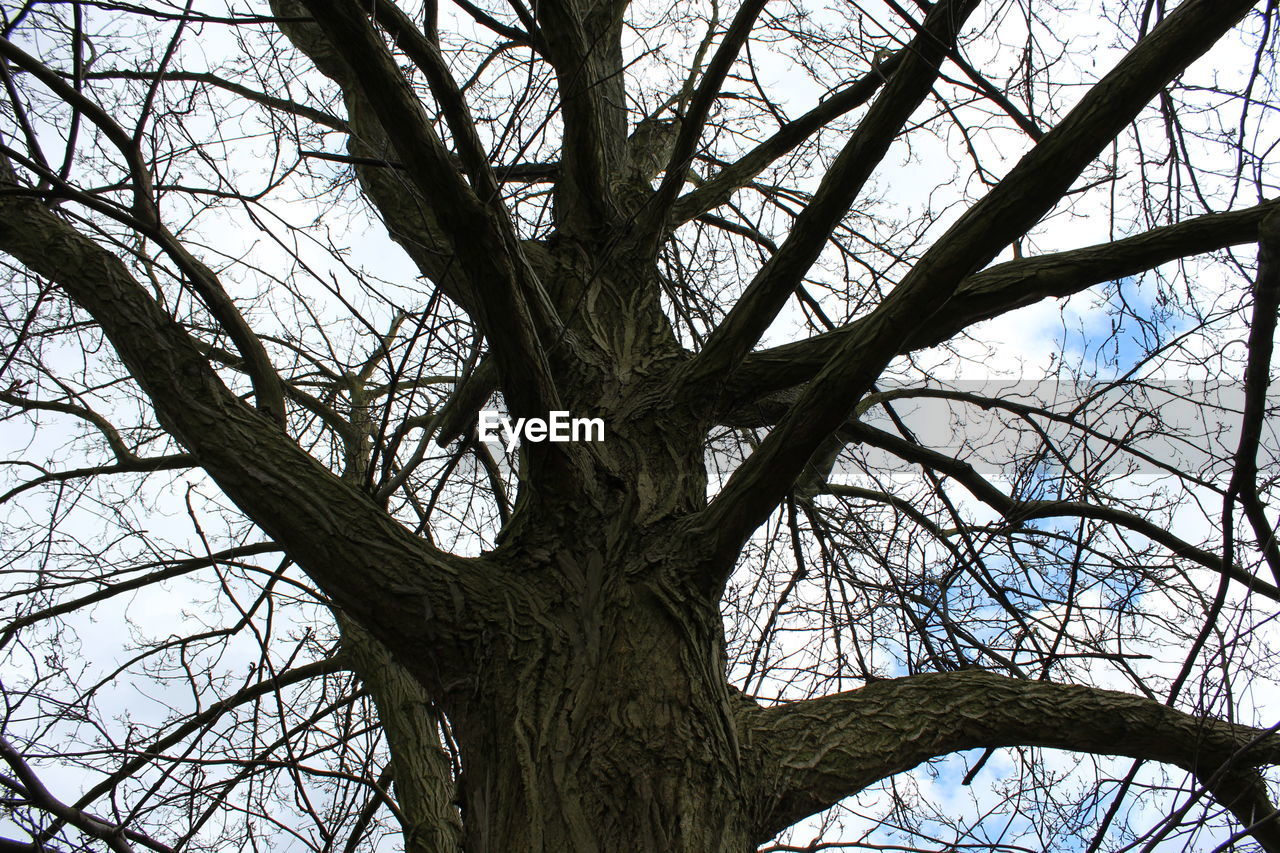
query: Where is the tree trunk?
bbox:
[434,551,755,853]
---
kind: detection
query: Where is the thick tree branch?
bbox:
[730,198,1280,398]
[452,0,540,48]
[340,617,462,853]
[0,455,196,505]
[0,387,147,463]
[744,671,1280,848]
[0,36,288,422]
[679,0,980,391]
[298,149,561,182]
[67,657,344,820]
[0,156,493,667]
[296,0,568,429]
[0,36,156,221]
[1229,211,1280,583]
[689,0,1264,577]
[639,0,770,242]
[268,0,475,311]
[193,338,359,443]
[434,356,498,447]
[534,0,628,238]
[944,48,1044,141]
[0,734,173,853]
[0,542,281,651]
[267,2,593,490]
[366,0,498,199]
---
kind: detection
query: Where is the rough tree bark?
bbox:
[2,0,1279,850]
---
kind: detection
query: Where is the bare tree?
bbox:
[2,0,1280,850]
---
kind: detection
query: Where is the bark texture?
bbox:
[2,0,1278,850]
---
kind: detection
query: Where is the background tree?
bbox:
[2,0,1280,850]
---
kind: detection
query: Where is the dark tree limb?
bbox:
[0,455,196,506]
[944,48,1044,141]
[0,734,173,853]
[65,657,344,819]
[0,153,496,667]
[532,0,628,238]
[81,70,348,131]
[366,0,499,199]
[0,388,150,463]
[0,542,282,650]
[340,616,462,853]
[742,670,1280,849]
[298,149,561,183]
[678,0,980,391]
[0,36,156,221]
[193,338,360,443]
[729,198,1280,400]
[0,36,288,423]
[434,356,498,447]
[687,0,1264,579]
[453,0,541,49]
[1229,211,1280,583]
[268,0,477,312]
[296,0,568,427]
[639,0,771,244]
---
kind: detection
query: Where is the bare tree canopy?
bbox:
[2,0,1280,850]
